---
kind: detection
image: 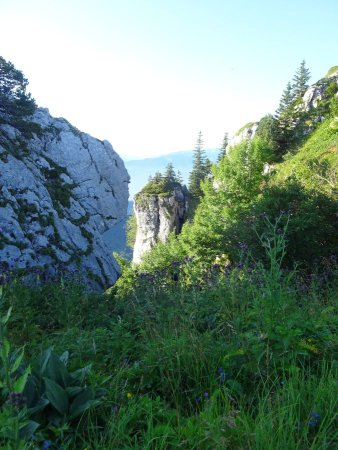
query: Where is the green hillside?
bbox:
[276,118,338,195]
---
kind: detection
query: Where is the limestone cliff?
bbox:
[133,186,187,264]
[228,122,258,149]
[0,107,129,290]
[301,68,338,112]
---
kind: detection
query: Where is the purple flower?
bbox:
[8,392,26,408]
[239,242,248,251]
[308,411,321,427]
[218,367,226,383]
[42,440,53,450]
[111,404,119,414]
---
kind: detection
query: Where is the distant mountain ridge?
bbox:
[124,149,219,198]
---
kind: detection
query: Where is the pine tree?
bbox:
[275,82,294,118]
[292,60,311,98]
[164,162,176,183]
[188,131,210,199]
[0,56,36,119]
[152,171,164,183]
[217,132,229,162]
[176,170,184,185]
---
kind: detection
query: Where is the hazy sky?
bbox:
[1,0,338,159]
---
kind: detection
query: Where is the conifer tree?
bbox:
[275,82,294,118]
[292,60,311,98]
[152,171,164,183]
[0,56,36,118]
[176,170,184,185]
[217,132,229,162]
[188,131,210,199]
[164,162,176,183]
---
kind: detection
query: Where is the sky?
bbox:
[1,0,338,159]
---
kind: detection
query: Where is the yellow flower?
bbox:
[298,339,319,354]
[127,392,133,399]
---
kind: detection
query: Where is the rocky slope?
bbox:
[0,107,129,289]
[229,67,338,148]
[133,185,187,264]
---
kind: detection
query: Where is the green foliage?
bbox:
[1,57,338,449]
[292,59,311,98]
[256,114,279,152]
[1,230,337,448]
[188,131,211,200]
[272,61,313,158]
[217,132,228,162]
[23,348,102,428]
[0,56,37,139]
[275,118,338,196]
[126,213,137,249]
[136,163,183,197]
[225,183,338,269]
[0,298,36,449]
[275,82,294,117]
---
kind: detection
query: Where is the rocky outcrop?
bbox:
[302,72,338,112]
[133,186,187,264]
[229,68,338,149]
[0,108,129,290]
[228,122,259,149]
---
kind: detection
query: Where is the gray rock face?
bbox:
[0,108,129,289]
[302,75,338,111]
[228,123,258,150]
[133,186,187,264]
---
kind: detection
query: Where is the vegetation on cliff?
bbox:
[0,61,337,449]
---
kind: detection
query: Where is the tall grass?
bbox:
[0,234,337,448]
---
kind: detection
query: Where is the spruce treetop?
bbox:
[188,131,211,199]
[292,60,311,98]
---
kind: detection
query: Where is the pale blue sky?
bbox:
[1,0,338,158]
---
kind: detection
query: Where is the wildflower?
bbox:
[127,392,133,399]
[239,242,248,252]
[42,440,52,450]
[308,418,318,427]
[203,392,209,398]
[308,411,321,427]
[218,367,226,383]
[8,392,26,409]
[111,404,119,414]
